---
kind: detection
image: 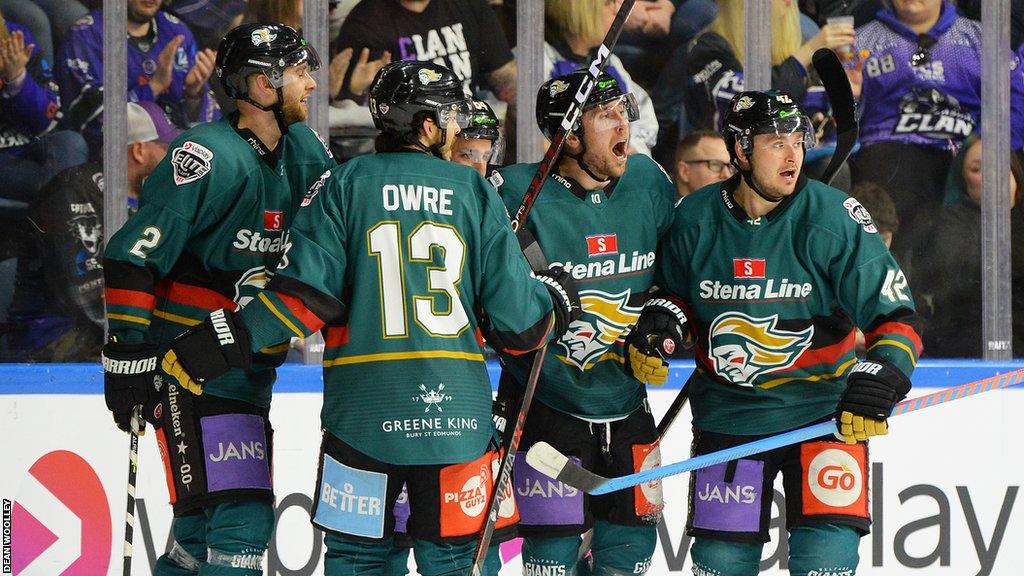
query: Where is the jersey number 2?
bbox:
[368,221,469,338]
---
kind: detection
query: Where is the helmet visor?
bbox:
[750,115,817,149]
[436,98,476,131]
[584,93,640,133]
[265,44,322,88]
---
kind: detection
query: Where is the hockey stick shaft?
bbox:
[470,345,547,576]
[656,380,689,437]
[122,406,142,576]
[812,48,858,185]
[470,2,640,573]
[533,367,1024,495]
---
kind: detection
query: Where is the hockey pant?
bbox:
[507,396,662,576]
[687,426,869,576]
[154,500,274,576]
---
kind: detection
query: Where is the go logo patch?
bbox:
[172,141,213,186]
[800,442,868,518]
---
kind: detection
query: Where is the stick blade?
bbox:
[525,442,609,494]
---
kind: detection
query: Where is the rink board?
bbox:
[1,360,1022,575]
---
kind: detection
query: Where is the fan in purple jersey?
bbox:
[0,15,87,212]
[849,0,1024,273]
[682,0,858,188]
[55,0,220,153]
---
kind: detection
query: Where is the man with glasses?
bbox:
[673,129,734,198]
[627,90,922,576]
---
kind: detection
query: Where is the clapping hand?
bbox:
[0,30,33,84]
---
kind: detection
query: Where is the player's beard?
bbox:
[281,100,308,125]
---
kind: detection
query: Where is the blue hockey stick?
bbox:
[526,367,1024,495]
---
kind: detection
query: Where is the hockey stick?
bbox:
[122,405,142,576]
[526,367,1024,495]
[470,2,640,574]
[656,378,689,437]
[811,48,858,186]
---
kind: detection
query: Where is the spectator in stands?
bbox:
[0,12,88,211]
[850,180,899,249]
[2,101,179,362]
[849,180,900,355]
[0,0,88,65]
[244,0,304,31]
[850,0,1024,270]
[167,0,246,50]
[917,136,1024,357]
[328,0,508,159]
[673,129,733,198]
[682,0,855,183]
[545,0,658,155]
[56,0,219,153]
[335,0,515,103]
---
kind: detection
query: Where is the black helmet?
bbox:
[722,90,816,165]
[535,70,639,140]
[368,60,473,142]
[216,23,321,101]
[459,99,500,142]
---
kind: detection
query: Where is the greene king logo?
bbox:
[10,451,111,575]
[556,289,641,370]
[708,312,813,387]
[413,383,452,412]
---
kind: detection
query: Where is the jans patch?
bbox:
[200,414,271,492]
[691,460,764,532]
[513,452,584,526]
[394,483,410,534]
[313,454,387,539]
[801,442,868,518]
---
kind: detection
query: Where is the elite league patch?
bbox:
[172,141,214,186]
[842,197,878,234]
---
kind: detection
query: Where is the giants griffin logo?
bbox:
[708,312,813,387]
[555,289,642,371]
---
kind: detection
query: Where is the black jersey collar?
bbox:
[232,113,282,169]
[128,18,158,52]
[719,172,806,225]
[550,169,619,201]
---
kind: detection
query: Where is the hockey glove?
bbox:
[835,360,912,444]
[532,266,582,340]
[624,298,692,386]
[102,339,160,433]
[161,308,252,396]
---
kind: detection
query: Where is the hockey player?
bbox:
[492,70,677,576]
[157,60,582,576]
[100,24,333,575]
[450,98,502,177]
[627,90,923,576]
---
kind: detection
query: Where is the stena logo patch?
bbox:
[171,141,213,186]
[801,443,868,517]
[842,197,877,233]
